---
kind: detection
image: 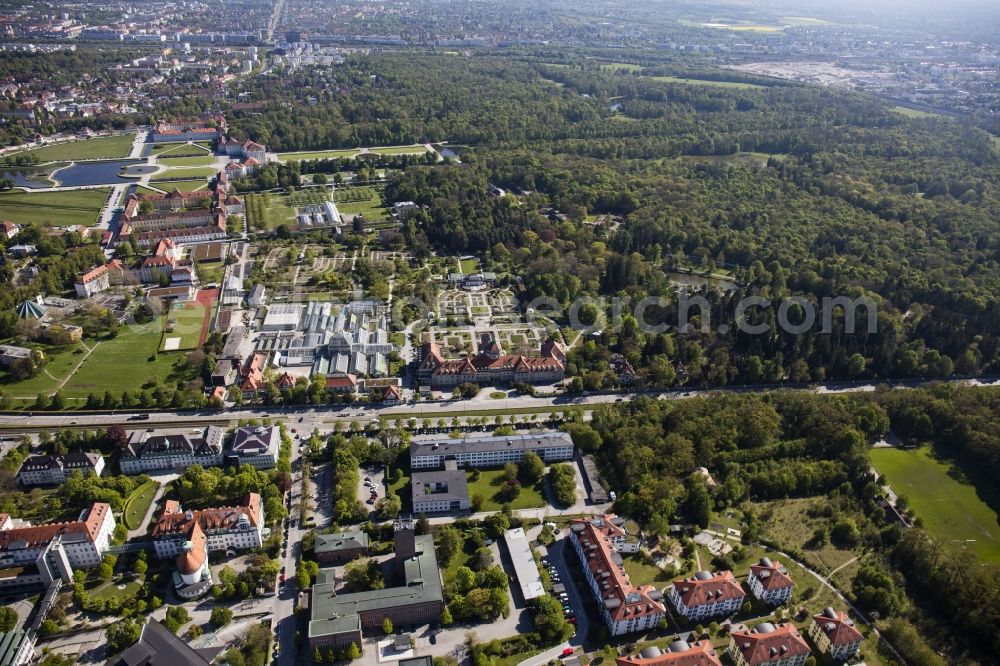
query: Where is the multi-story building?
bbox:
[417,335,566,388]
[16,452,105,486]
[121,426,224,474]
[309,520,444,654]
[74,264,111,297]
[151,115,226,142]
[410,432,574,470]
[151,493,264,559]
[568,515,665,636]
[616,641,723,666]
[315,530,369,565]
[727,623,811,666]
[411,470,470,514]
[226,425,280,470]
[668,571,745,621]
[0,503,115,572]
[747,557,794,606]
[807,608,863,663]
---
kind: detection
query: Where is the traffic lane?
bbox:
[547,539,589,645]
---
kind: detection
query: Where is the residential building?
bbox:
[411,469,470,514]
[569,515,665,636]
[17,452,105,486]
[807,608,863,663]
[616,641,723,666]
[226,425,280,469]
[8,245,36,258]
[104,619,217,666]
[314,530,369,565]
[668,571,745,621]
[410,431,574,469]
[0,503,115,571]
[417,334,566,388]
[121,426,224,474]
[151,115,226,142]
[727,623,811,666]
[1,221,19,240]
[309,520,444,654]
[0,345,34,371]
[151,493,264,559]
[74,264,111,297]
[747,557,794,606]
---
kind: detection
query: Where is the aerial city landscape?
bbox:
[0,1,998,666]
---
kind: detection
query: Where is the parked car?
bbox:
[561,648,575,658]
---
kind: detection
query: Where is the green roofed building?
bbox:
[315,530,370,565]
[308,519,444,653]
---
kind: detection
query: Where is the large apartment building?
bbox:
[569,515,665,636]
[409,432,574,470]
[151,493,264,559]
[417,335,566,388]
[17,452,105,486]
[0,503,115,574]
[806,608,863,663]
[121,426,224,474]
[727,623,811,666]
[746,557,794,606]
[668,571,746,621]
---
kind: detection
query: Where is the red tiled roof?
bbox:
[153,493,261,539]
[571,515,665,623]
[78,264,108,284]
[671,571,745,608]
[730,624,810,666]
[0,502,111,550]
[812,610,863,646]
[615,641,722,666]
[177,521,208,575]
[750,559,794,591]
[325,374,358,389]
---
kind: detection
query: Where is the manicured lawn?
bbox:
[460,258,478,273]
[0,188,109,226]
[123,480,160,530]
[92,580,143,602]
[279,148,361,161]
[643,75,769,89]
[160,301,208,351]
[3,134,134,162]
[156,155,217,168]
[57,325,197,401]
[370,144,430,155]
[870,446,1000,563]
[0,342,84,399]
[150,142,213,157]
[147,178,209,191]
[466,469,545,512]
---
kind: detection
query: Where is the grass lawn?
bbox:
[57,325,197,401]
[0,188,109,226]
[123,480,161,530]
[92,580,143,602]
[460,258,478,273]
[643,75,769,89]
[333,187,387,220]
[621,554,672,587]
[196,261,224,284]
[0,342,84,399]
[870,446,1000,563]
[600,62,643,72]
[279,148,361,162]
[466,469,546,511]
[147,178,208,192]
[370,144,430,155]
[156,155,217,168]
[891,106,942,119]
[3,134,134,162]
[150,142,213,157]
[160,302,208,351]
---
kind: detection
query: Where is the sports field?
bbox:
[159,289,216,351]
[870,446,1000,563]
[3,134,135,162]
[0,188,110,226]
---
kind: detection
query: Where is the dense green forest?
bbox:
[573,386,1000,665]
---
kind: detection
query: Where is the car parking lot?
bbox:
[357,465,386,516]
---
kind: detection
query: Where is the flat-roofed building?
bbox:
[504,527,544,601]
[410,432,573,469]
[411,470,469,514]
